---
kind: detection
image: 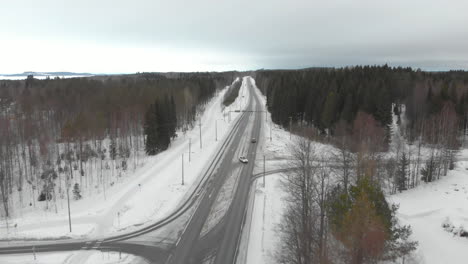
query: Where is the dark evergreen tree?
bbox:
[396,152,409,192]
[321,91,337,129]
[169,95,177,139]
[329,177,417,262]
[144,102,158,155]
[421,158,436,182]
[109,136,117,160]
[155,98,171,151]
[73,183,82,200]
[144,96,178,154]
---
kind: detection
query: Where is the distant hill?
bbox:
[1,71,93,77]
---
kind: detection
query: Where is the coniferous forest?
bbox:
[255,66,468,136]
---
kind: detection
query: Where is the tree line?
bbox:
[256,66,467,191]
[255,66,468,139]
[223,78,242,106]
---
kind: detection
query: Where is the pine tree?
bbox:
[73,183,82,200]
[321,91,337,129]
[421,158,435,182]
[170,95,177,139]
[144,102,158,155]
[396,152,409,192]
[329,177,417,263]
[155,99,170,151]
[109,137,117,160]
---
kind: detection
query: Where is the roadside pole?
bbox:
[189,138,191,162]
[270,120,272,142]
[181,154,185,185]
[289,116,292,139]
[263,155,266,187]
[199,119,202,149]
[66,177,72,233]
[117,212,120,228]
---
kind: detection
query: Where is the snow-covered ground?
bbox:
[0,77,251,241]
[200,166,242,237]
[0,250,148,264]
[389,149,468,264]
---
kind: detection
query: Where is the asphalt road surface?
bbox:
[168,76,262,264]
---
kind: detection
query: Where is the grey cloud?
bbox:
[1,0,468,72]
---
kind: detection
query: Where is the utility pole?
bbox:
[66,177,72,233]
[103,173,107,200]
[270,120,272,142]
[289,116,293,140]
[263,155,266,187]
[189,138,191,162]
[181,154,185,185]
[199,119,202,149]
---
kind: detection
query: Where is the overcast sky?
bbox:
[1,0,468,73]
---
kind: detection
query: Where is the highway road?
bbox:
[168,76,263,264]
[0,76,265,264]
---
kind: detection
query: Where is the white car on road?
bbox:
[239,156,248,163]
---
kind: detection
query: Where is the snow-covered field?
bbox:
[390,149,468,264]
[0,250,148,264]
[0,77,250,241]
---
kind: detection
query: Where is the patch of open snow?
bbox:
[200,166,242,237]
[0,251,75,264]
[390,151,468,264]
[244,175,285,264]
[0,250,148,264]
[0,224,95,241]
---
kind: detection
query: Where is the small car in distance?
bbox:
[251,138,257,143]
[239,156,248,163]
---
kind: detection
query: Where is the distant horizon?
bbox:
[1,63,468,77]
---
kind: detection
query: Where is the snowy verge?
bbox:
[389,149,468,264]
[0,250,148,264]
